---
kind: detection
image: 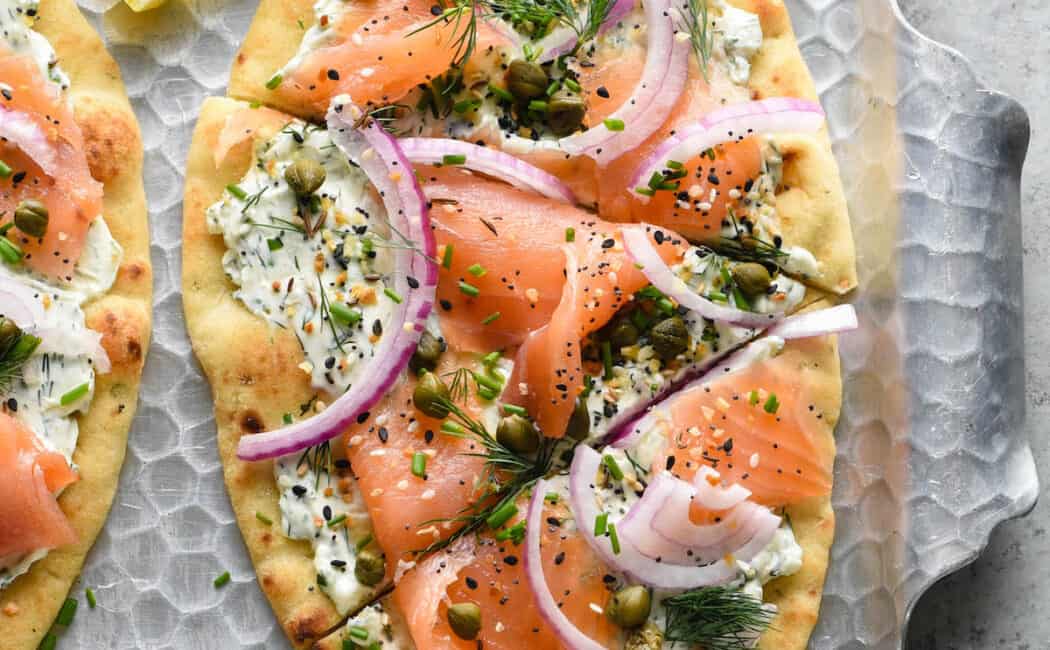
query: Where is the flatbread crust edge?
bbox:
[182,97,352,649]
[1,1,151,648]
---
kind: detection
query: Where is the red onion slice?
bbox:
[0,106,58,178]
[768,303,857,340]
[525,479,606,650]
[622,224,780,327]
[630,98,825,202]
[398,137,576,203]
[236,98,437,461]
[534,0,636,63]
[0,276,46,326]
[569,445,737,589]
[691,466,750,510]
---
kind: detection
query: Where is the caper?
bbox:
[353,549,385,586]
[496,414,539,454]
[606,585,651,629]
[413,371,451,419]
[447,602,482,640]
[13,199,48,238]
[565,398,590,441]
[284,157,326,196]
[506,59,548,101]
[608,319,639,349]
[731,262,772,296]
[625,622,664,650]
[0,317,19,345]
[649,316,690,360]
[409,330,444,373]
[546,89,586,136]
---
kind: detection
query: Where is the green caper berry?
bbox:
[447,602,482,640]
[731,262,773,296]
[546,89,586,136]
[496,414,539,454]
[606,585,651,629]
[13,199,48,238]
[507,60,548,101]
[284,158,326,196]
[608,319,640,349]
[649,316,690,360]
[409,330,444,373]
[413,371,451,419]
[565,398,590,441]
[625,621,664,650]
[353,549,385,586]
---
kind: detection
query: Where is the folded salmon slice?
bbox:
[0,413,77,567]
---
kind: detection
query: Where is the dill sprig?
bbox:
[706,236,788,268]
[662,586,775,649]
[0,318,41,394]
[407,2,480,72]
[296,440,334,491]
[315,274,348,354]
[681,0,713,81]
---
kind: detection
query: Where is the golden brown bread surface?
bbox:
[0,1,151,648]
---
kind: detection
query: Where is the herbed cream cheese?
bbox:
[0,0,68,88]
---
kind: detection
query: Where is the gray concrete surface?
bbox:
[898,1,1049,648]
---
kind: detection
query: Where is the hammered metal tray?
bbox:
[60,0,1037,647]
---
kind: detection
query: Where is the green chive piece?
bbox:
[731,287,751,311]
[601,340,613,380]
[467,263,487,277]
[481,351,501,366]
[608,522,621,554]
[545,80,561,96]
[495,521,526,543]
[486,501,518,529]
[481,311,501,325]
[355,533,374,551]
[283,413,293,424]
[629,309,651,331]
[56,597,77,626]
[602,454,624,481]
[226,184,248,200]
[442,154,467,166]
[472,371,503,392]
[39,633,57,650]
[594,512,608,536]
[256,511,273,525]
[0,160,11,178]
[411,451,427,477]
[0,237,22,264]
[458,281,480,297]
[565,227,575,242]
[441,421,464,434]
[267,238,283,251]
[60,382,89,406]
[342,639,355,650]
[214,571,231,588]
[442,243,454,269]
[635,186,656,197]
[528,99,548,112]
[563,78,581,92]
[249,101,262,109]
[327,514,348,528]
[488,84,514,102]
[708,291,728,303]
[656,297,676,315]
[265,74,283,90]
[603,118,625,131]
[477,386,499,401]
[665,160,684,170]
[502,403,528,417]
[453,98,481,114]
[330,302,362,326]
[85,588,97,609]
[544,491,560,503]
[349,625,371,641]
[749,390,760,406]
[764,393,780,414]
[384,287,403,304]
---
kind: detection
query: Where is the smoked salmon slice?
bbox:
[0,413,77,566]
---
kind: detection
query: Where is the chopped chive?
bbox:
[256,511,273,525]
[85,588,97,609]
[502,403,528,417]
[327,514,348,528]
[486,501,518,529]
[60,382,89,406]
[481,311,501,325]
[708,291,728,303]
[467,263,487,277]
[544,491,560,503]
[528,99,548,112]
[608,522,621,554]
[656,297,676,315]
[704,147,716,160]
[411,451,427,477]
[580,374,594,398]
[453,98,481,114]
[545,80,561,96]
[594,512,608,536]
[442,154,467,165]
[749,390,760,406]
[601,341,613,380]
[384,287,403,304]
[249,100,261,109]
[731,286,750,311]
[481,351,501,366]
[472,372,502,393]
[602,454,624,481]
[603,118,625,131]
[563,78,581,92]
[0,237,22,264]
[441,421,464,434]
[442,243,454,269]
[226,184,248,200]
[0,160,11,177]
[647,171,666,190]
[458,281,480,297]
[39,633,57,650]
[283,413,293,424]
[495,521,526,543]
[488,84,514,102]
[267,238,283,251]
[635,186,656,197]
[355,533,374,551]
[565,227,575,242]
[629,309,651,331]
[213,571,231,588]
[665,160,684,170]
[265,74,283,90]
[763,393,780,414]
[330,302,362,326]
[56,597,77,626]
[477,386,499,401]
[349,625,371,640]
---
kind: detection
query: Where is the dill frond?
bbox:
[662,586,775,649]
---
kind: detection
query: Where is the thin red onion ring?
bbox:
[236,98,437,461]
[630,98,826,202]
[691,466,750,510]
[525,479,606,650]
[768,303,857,340]
[0,106,58,178]
[622,223,781,327]
[398,137,576,203]
[569,445,737,588]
